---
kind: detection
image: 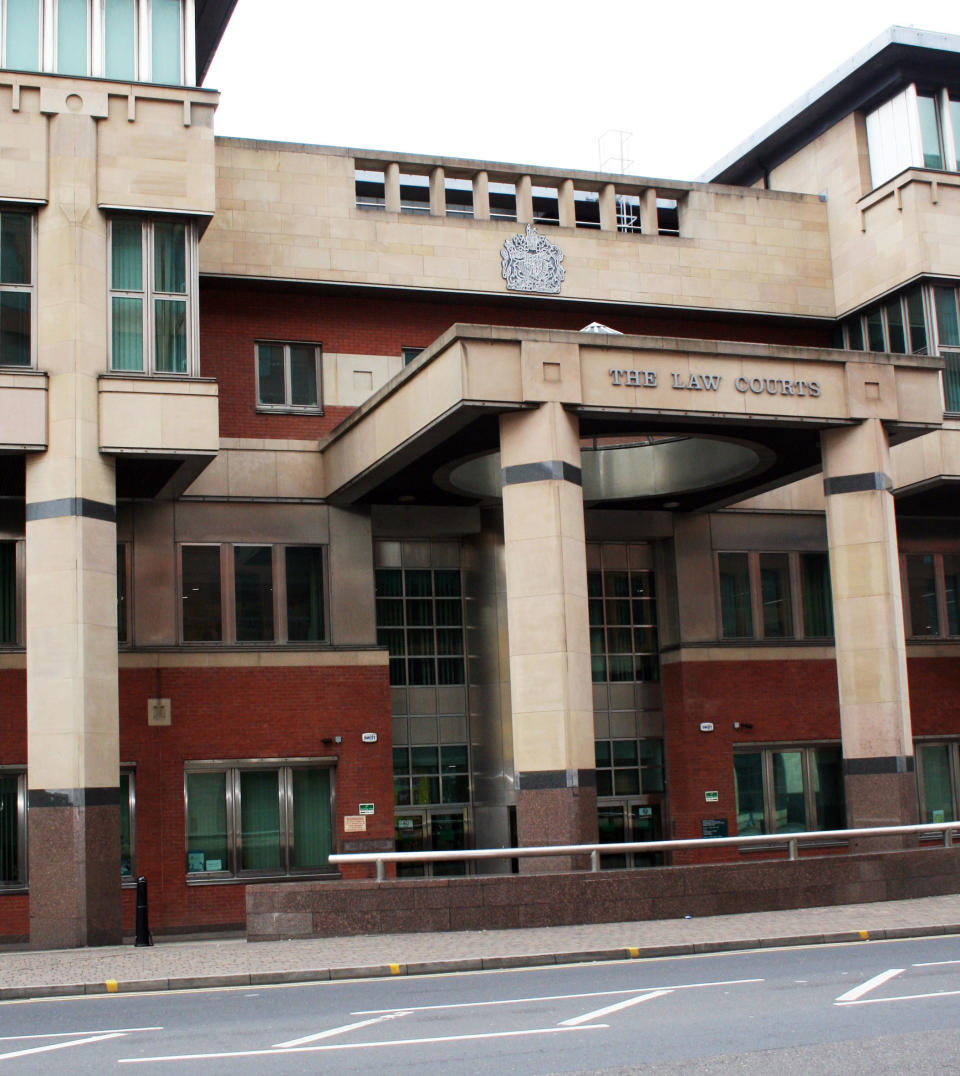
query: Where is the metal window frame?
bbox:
[901,551,958,638]
[0,768,26,890]
[587,563,659,684]
[914,739,960,823]
[254,340,323,413]
[120,765,136,881]
[0,209,37,370]
[734,743,842,835]
[117,540,131,646]
[183,758,337,881]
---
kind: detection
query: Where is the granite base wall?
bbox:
[247,845,960,941]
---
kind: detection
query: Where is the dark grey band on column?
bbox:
[28,787,122,808]
[843,755,915,776]
[25,498,116,523]
[501,460,582,487]
[823,472,893,496]
[516,769,597,790]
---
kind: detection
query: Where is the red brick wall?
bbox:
[662,656,842,862]
[116,663,392,933]
[199,284,832,441]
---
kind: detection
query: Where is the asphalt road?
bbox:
[3,936,960,1073]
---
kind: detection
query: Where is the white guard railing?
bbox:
[329,821,960,882]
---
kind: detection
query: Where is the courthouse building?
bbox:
[0,7,958,945]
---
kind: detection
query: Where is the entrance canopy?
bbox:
[320,326,943,512]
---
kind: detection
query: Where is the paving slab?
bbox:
[1,893,959,1000]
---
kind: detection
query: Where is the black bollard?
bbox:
[134,875,152,947]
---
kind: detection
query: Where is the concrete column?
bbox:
[499,403,596,869]
[821,418,917,833]
[558,179,575,228]
[641,187,659,235]
[516,175,533,224]
[26,111,121,948]
[599,183,617,232]
[384,162,401,213]
[429,166,445,217]
[473,171,490,221]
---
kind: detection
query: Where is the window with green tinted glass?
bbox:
[186,763,333,877]
[903,552,960,637]
[595,738,664,797]
[151,0,181,83]
[918,95,944,169]
[375,568,464,686]
[735,746,843,835]
[55,0,87,74]
[5,0,41,70]
[800,553,833,638]
[393,744,470,806]
[104,0,136,80]
[109,218,193,375]
[587,566,659,683]
[918,743,956,824]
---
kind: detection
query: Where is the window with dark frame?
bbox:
[255,342,321,411]
[180,543,325,645]
[734,745,844,835]
[718,551,833,641]
[0,211,32,367]
[903,552,960,637]
[588,566,659,683]
[184,761,334,878]
[0,769,25,888]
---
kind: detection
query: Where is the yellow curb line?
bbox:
[626,947,640,958]
[105,979,118,993]
[858,930,869,940]
[388,963,401,975]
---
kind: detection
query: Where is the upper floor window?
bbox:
[574,189,600,229]
[902,552,959,638]
[488,181,516,222]
[2,0,190,83]
[444,177,473,219]
[109,218,197,376]
[0,539,22,646]
[718,550,833,641]
[0,211,32,368]
[401,346,423,366]
[180,543,326,645]
[255,342,321,412]
[588,566,659,683]
[866,85,960,188]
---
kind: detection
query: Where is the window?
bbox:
[393,744,469,806]
[0,539,22,646]
[109,218,197,376]
[401,346,424,366]
[595,738,664,797]
[255,342,321,411]
[0,769,25,888]
[734,745,844,836]
[588,566,659,683]
[916,741,960,823]
[117,542,130,644]
[903,553,959,637]
[120,768,135,878]
[866,85,960,188]
[656,198,680,236]
[180,543,325,644]
[718,551,833,641]
[355,169,385,210]
[840,288,928,357]
[573,189,600,229]
[184,760,334,878]
[0,211,32,367]
[932,287,960,411]
[2,0,188,82]
[375,567,464,686]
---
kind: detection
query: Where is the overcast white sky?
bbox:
[205,1,960,182]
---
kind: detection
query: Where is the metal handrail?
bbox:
[329,820,960,882]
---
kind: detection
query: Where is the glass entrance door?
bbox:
[598,801,663,868]
[394,809,468,877]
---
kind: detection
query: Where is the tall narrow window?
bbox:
[917,95,944,170]
[759,554,792,638]
[906,554,938,636]
[5,0,40,70]
[0,541,16,645]
[151,0,181,84]
[0,212,32,367]
[0,771,24,886]
[181,544,222,642]
[116,542,129,644]
[918,743,956,823]
[104,0,136,79]
[906,289,928,354]
[719,553,752,638]
[56,0,88,75]
[234,545,273,642]
[120,769,135,877]
[285,546,324,642]
[110,219,194,375]
[800,553,833,638]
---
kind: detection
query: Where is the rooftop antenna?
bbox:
[598,129,633,174]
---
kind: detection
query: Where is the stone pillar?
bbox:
[641,187,659,235]
[821,418,917,835]
[384,162,401,213]
[473,171,490,221]
[26,111,121,948]
[499,402,596,870]
[516,175,533,224]
[558,179,575,228]
[429,166,444,217]
[599,183,617,232]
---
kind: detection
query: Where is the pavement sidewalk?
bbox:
[2,893,960,1001]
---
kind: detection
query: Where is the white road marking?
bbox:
[0,1031,125,1062]
[353,977,763,1014]
[835,968,905,1003]
[559,989,672,1027]
[838,988,960,1006]
[274,1011,411,1048]
[118,1024,607,1063]
[0,1026,161,1043]
[914,959,960,967]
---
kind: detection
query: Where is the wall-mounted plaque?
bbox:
[501,224,565,294]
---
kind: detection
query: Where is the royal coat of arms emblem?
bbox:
[500,223,565,294]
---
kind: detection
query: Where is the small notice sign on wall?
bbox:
[343,815,367,833]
